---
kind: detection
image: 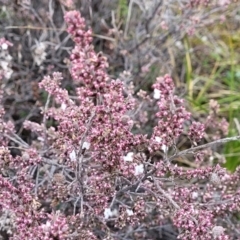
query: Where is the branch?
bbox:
[169,135,240,161]
[155,181,180,210]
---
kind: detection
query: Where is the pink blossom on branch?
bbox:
[188,121,205,144]
[151,74,191,150]
[0,10,239,240]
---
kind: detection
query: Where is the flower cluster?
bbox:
[188,121,205,144]
[205,99,229,140]
[151,74,191,149]
[0,9,239,240]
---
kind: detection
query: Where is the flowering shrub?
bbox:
[0,9,240,240]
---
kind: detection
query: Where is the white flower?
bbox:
[126,209,134,216]
[1,60,9,70]
[191,192,198,200]
[4,68,13,79]
[104,208,118,219]
[0,57,12,79]
[123,152,134,162]
[155,137,168,153]
[1,43,8,50]
[161,144,168,153]
[37,137,44,142]
[153,89,161,99]
[69,149,77,161]
[61,103,67,110]
[134,164,144,176]
[41,221,51,231]
[82,141,90,150]
[201,36,208,42]
[175,41,183,49]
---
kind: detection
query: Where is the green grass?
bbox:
[183,28,240,171]
[224,128,240,172]
[117,0,128,25]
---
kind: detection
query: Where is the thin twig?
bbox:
[169,135,240,161]
[124,0,134,38]
[155,181,180,210]
[3,133,29,148]
[42,93,51,150]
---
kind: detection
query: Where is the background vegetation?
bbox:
[0,1,239,239]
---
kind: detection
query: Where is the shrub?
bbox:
[0,7,239,240]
